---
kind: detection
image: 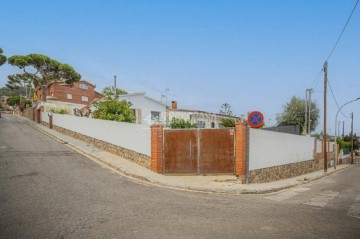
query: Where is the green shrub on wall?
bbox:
[336,138,351,149]
[170,118,197,129]
[50,108,69,115]
[92,99,135,122]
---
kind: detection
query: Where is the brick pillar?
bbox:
[151,125,164,173]
[235,122,248,183]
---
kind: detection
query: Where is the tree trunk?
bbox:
[42,84,47,102]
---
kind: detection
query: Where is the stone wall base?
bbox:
[249,159,323,183]
[42,122,150,169]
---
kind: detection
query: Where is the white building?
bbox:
[118,92,167,125]
[118,92,240,128]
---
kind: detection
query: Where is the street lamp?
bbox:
[334,97,360,169]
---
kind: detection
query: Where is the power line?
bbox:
[313,82,360,93]
[328,80,351,118]
[310,68,324,91]
[318,0,359,125]
[326,0,359,62]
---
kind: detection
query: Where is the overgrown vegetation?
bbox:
[50,108,69,115]
[219,103,233,116]
[101,86,127,99]
[170,118,197,129]
[276,96,320,133]
[220,118,236,127]
[20,99,32,109]
[336,138,351,149]
[92,99,135,122]
[8,53,81,101]
[6,96,20,106]
[0,48,7,66]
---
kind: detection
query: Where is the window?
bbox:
[151,111,160,122]
[197,121,205,128]
[67,94,72,99]
[79,84,88,90]
[81,96,89,102]
[211,122,215,128]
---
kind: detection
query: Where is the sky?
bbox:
[1,0,360,135]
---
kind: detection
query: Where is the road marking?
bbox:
[303,190,339,207]
[264,191,299,201]
[292,187,311,193]
[264,187,310,202]
[347,194,360,219]
[347,204,360,219]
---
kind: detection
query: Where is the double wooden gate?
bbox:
[163,128,235,174]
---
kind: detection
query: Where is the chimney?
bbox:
[171,101,177,109]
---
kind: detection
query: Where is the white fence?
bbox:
[315,139,335,153]
[249,129,315,170]
[42,113,151,156]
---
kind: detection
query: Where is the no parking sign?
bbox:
[247,111,264,128]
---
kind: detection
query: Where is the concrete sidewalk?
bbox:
[18,115,352,195]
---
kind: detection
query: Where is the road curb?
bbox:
[15,114,355,196]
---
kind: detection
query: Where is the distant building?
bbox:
[168,101,240,128]
[118,92,167,125]
[34,80,102,105]
[262,122,302,135]
[117,92,240,128]
[33,80,103,112]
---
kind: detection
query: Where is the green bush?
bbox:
[20,99,32,109]
[6,96,20,106]
[221,118,236,128]
[170,118,197,129]
[92,99,135,122]
[50,108,69,115]
[336,138,351,149]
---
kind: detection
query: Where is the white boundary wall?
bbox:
[249,129,315,170]
[41,112,151,156]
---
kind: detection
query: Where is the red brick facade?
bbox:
[151,125,164,173]
[235,122,248,181]
[34,80,102,105]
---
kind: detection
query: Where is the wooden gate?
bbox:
[164,128,235,174]
[164,130,198,174]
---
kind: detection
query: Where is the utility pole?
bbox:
[304,89,308,135]
[114,75,117,99]
[342,121,345,140]
[323,61,328,172]
[351,112,354,164]
[308,88,314,134]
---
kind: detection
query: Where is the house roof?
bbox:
[118,92,167,107]
[78,80,96,88]
[34,79,97,91]
[118,92,241,119]
[169,108,240,119]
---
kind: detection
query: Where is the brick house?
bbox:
[34,80,103,106]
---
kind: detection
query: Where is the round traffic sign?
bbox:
[248,111,264,128]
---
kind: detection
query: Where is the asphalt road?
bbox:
[1,114,360,239]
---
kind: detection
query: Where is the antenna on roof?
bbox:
[165,88,169,107]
